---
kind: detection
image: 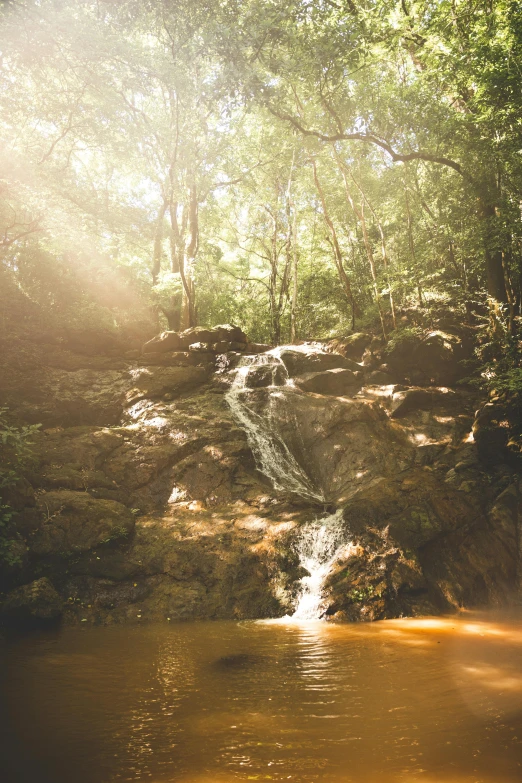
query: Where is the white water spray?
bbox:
[291,510,350,620]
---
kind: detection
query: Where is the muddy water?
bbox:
[1,615,522,783]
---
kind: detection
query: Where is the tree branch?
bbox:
[268,105,474,185]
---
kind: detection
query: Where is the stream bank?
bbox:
[1,318,521,626]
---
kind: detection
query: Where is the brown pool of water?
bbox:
[1,613,522,782]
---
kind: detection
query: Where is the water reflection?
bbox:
[1,613,521,782]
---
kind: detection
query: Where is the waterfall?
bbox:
[226,349,351,620]
[225,352,324,503]
[292,510,349,620]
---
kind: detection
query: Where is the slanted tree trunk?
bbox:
[167,182,198,330]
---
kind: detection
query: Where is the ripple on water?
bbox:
[1,614,522,782]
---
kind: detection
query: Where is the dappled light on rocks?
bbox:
[2,0,522,779]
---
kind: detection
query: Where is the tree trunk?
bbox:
[169,200,181,274]
[290,198,298,343]
[312,159,359,318]
[180,180,198,328]
[333,154,386,339]
[162,296,182,331]
[269,204,280,345]
[343,162,396,329]
[404,188,424,307]
[479,200,508,304]
[151,199,168,285]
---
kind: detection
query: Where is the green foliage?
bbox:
[1,0,522,345]
[99,526,131,545]
[491,369,522,400]
[348,585,375,603]
[385,327,424,354]
[474,306,521,385]
[0,408,40,492]
[0,408,40,565]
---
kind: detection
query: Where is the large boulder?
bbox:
[246,343,272,354]
[126,365,208,405]
[244,364,287,388]
[277,346,361,377]
[327,333,372,362]
[413,331,468,384]
[386,330,470,385]
[390,387,456,418]
[1,577,62,623]
[142,325,248,355]
[212,324,248,344]
[142,331,184,354]
[239,387,412,503]
[13,368,129,427]
[31,491,135,556]
[179,327,223,346]
[140,350,217,368]
[320,467,522,620]
[293,368,362,396]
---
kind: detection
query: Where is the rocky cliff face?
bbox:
[1,322,521,626]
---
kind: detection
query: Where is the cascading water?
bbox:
[291,509,350,620]
[226,349,352,620]
[226,351,324,503]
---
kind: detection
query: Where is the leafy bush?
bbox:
[490,368,522,398]
[0,408,40,565]
[385,326,424,353]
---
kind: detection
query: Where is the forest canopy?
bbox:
[1,0,521,345]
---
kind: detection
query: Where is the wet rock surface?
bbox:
[1,328,521,626]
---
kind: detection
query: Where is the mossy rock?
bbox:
[1,577,62,623]
[31,490,134,556]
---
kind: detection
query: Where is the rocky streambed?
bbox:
[1,323,521,626]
